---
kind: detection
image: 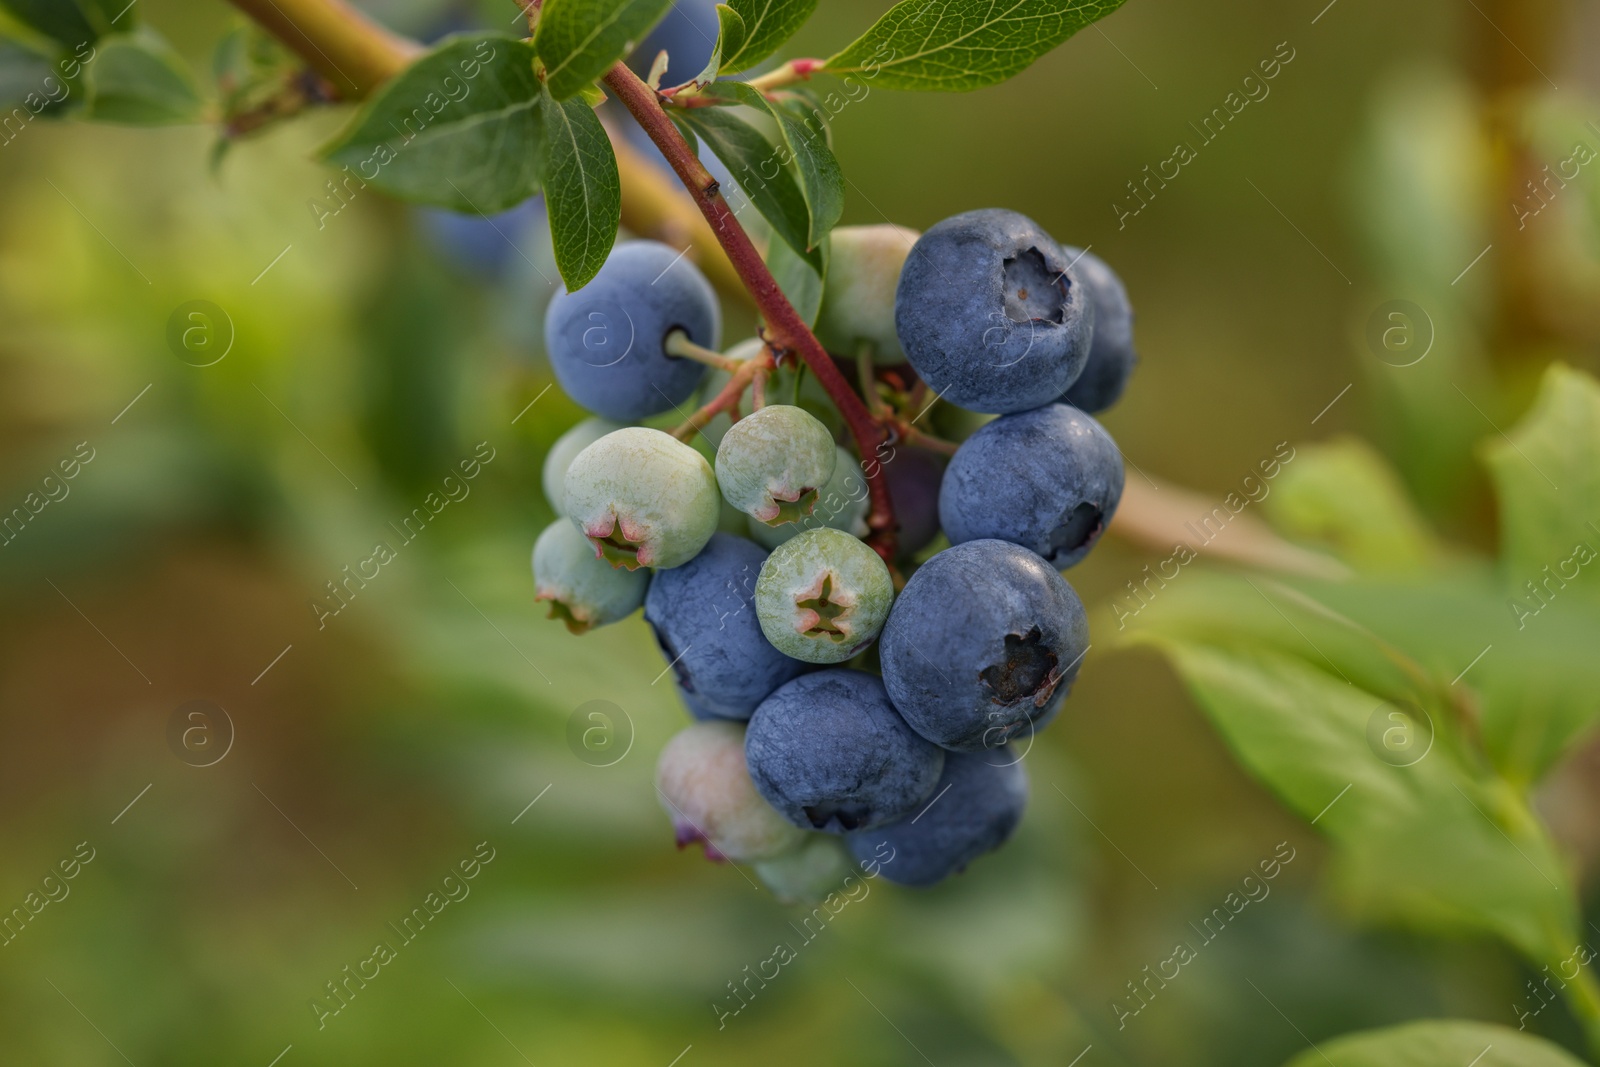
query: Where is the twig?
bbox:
[601,61,898,561]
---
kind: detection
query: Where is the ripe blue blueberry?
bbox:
[656,720,806,862]
[716,404,837,524]
[1058,246,1136,413]
[543,416,623,517]
[745,669,945,833]
[644,532,808,721]
[894,209,1093,414]
[879,539,1089,752]
[847,747,1028,887]
[940,403,1124,569]
[544,241,720,421]
[532,520,649,633]
[755,528,894,664]
[563,427,720,570]
[417,197,543,278]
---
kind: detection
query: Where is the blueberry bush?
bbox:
[13,0,1600,1062]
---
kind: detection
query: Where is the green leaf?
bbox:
[535,0,672,100]
[1262,437,1442,574]
[541,92,620,290]
[672,104,819,271]
[718,0,817,74]
[1282,1019,1586,1067]
[1484,363,1600,612]
[705,82,842,248]
[826,0,1127,92]
[322,34,545,214]
[1120,572,1579,965]
[688,4,743,86]
[84,30,202,125]
[1,0,129,50]
[766,228,825,326]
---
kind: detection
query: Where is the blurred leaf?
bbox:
[322,34,544,213]
[672,104,819,271]
[535,0,672,100]
[717,0,817,75]
[84,30,202,124]
[1121,574,1579,965]
[0,0,128,49]
[1263,437,1442,573]
[1282,1019,1586,1066]
[706,82,841,247]
[1484,363,1600,611]
[541,91,620,290]
[766,226,825,325]
[0,36,69,114]
[825,0,1127,91]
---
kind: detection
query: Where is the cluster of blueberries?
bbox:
[533,208,1134,899]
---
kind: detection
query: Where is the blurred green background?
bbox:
[2,0,1599,1063]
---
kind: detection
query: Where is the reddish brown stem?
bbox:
[670,352,770,441]
[602,61,899,561]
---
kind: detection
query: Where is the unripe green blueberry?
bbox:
[564,427,720,570]
[755,527,894,663]
[748,446,869,549]
[753,835,854,904]
[531,520,648,633]
[716,404,837,525]
[542,416,623,517]
[656,720,807,862]
[815,224,919,365]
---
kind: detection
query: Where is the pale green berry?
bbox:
[542,416,623,516]
[755,527,894,663]
[656,720,806,863]
[716,405,837,525]
[815,224,920,365]
[747,446,870,549]
[754,835,855,904]
[531,520,648,633]
[564,427,720,570]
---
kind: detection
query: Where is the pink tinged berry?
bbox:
[754,528,894,664]
[715,404,837,526]
[563,427,721,571]
[655,721,806,864]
